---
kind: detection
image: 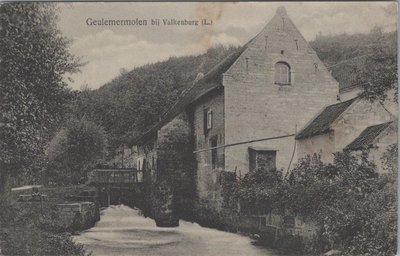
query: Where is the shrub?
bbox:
[0,205,90,256]
[220,148,397,255]
[46,118,108,185]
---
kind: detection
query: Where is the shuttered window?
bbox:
[274,62,291,85]
[204,108,212,134]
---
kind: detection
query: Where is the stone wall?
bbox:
[191,88,225,210]
[223,8,339,175]
[297,97,396,170]
[356,123,397,174]
[297,132,335,163]
[195,203,318,250]
[333,99,393,152]
[237,213,318,241]
[56,202,98,231]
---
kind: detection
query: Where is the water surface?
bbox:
[74,205,284,256]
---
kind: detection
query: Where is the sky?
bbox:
[57,2,397,90]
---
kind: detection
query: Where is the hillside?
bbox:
[310,29,397,96]
[69,45,240,154]
[70,29,397,157]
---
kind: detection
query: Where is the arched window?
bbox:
[275,62,291,85]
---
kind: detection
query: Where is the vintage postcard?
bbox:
[0,2,398,256]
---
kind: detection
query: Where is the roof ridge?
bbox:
[158,45,247,121]
[131,45,249,145]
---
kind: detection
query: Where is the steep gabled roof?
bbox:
[132,6,337,146]
[346,121,393,150]
[130,44,250,145]
[159,44,249,122]
[295,98,356,140]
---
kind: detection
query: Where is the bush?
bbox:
[220,149,397,255]
[0,205,90,256]
[46,118,108,185]
[285,152,396,255]
[194,204,231,231]
[1,227,89,256]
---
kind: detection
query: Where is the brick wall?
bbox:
[223,9,339,174]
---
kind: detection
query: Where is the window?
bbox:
[203,108,212,134]
[274,62,291,85]
[248,147,277,172]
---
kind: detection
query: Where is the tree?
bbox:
[69,45,239,156]
[356,27,398,103]
[311,28,397,103]
[0,3,80,203]
[47,118,108,184]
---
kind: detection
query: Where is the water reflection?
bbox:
[74,205,283,256]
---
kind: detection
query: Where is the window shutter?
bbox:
[207,109,213,129]
[275,62,291,85]
[203,108,208,134]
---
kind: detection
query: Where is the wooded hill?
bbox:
[310,29,397,101]
[69,45,240,154]
[70,29,397,157]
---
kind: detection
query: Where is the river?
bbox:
[74,205,285,256]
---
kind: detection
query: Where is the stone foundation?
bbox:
[195,205,318,250]
[56,202,98,230]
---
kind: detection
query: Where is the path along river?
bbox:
[74,205,287,256]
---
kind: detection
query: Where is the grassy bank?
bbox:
[0,185,97,256]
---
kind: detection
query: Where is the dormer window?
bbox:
[274,62,291,85]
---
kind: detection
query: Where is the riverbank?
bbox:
[0,185,98,256]
[75,205,289,256]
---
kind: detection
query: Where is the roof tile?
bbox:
[295,98,356,139]
[131,45,249,145]
[346,121,393,150]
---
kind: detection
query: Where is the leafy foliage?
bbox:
[234,168,285,215]
[46,118,108,184]
[0,204,90,256]
[0,2,80,199]
[155,116,196,220]
[221,149,397,255]
[69,45,239,155]
[311,28,397,102]
[381,143,398,174]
